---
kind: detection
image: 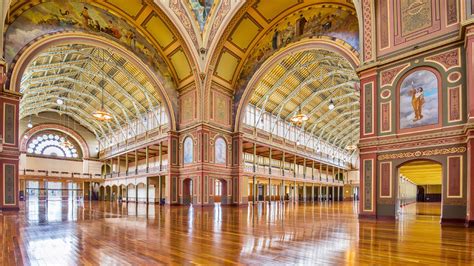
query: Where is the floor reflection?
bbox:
[0,200,472,264]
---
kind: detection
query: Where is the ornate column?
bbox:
[358,68,378,219]
[0,81,21,210]
[166,131,179,204]
[231,132,247,205]
[465,25,474,227]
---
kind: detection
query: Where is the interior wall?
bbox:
[20,112,99,158]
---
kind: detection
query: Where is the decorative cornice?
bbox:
[378,147,466,161]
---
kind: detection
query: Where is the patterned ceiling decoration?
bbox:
[248,49,360,150]
[210,0,360,89]
[20,43,163,141]
[6,0,195,87]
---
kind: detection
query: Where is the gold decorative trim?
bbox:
[378,147,466,161]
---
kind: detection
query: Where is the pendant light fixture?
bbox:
[92,48,112,121]
[290,105,309,126]
[328,99,335,110]
[27,115,33,128]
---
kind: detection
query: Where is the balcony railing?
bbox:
[21,169,102,179]
[103,164,169,179]
[243,164,344,184]
[242,125,353,169]
[99,126,168,159]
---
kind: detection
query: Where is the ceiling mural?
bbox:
[5,1,176,86]
[236,6,359,88]
[188,0,215,31]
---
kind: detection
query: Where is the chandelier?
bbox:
[290,106,308,125]
[92,109,112,121]
[92,49,112,121]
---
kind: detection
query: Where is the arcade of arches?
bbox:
[0,0,474,264]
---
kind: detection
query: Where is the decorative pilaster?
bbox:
[0,88,21,211]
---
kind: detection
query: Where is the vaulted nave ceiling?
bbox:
[20,43,163,140]
[248,49,360,151]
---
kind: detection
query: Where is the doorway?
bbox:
[214,179,228,204]
[398,160,442,218]
[183,178,193,205]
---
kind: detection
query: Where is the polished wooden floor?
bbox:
[1,200,473,265]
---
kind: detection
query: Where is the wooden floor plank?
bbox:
[0,201,473,265]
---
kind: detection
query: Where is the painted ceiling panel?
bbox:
[215,50,240,82]
[252,0,300,22]
[169,49,192,80]
[229,16,262,51]
[106,0,144,17]
[143,15,176,49]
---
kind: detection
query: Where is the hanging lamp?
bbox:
[92,49,112,121]
[290,105,309,125]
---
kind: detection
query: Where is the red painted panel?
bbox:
[448,156,461,197]
[380,162,391,197]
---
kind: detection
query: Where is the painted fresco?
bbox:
[188,0,214,31]
[215,138,226,164]
[5,1,172,83]
[399,70,439,129]
[236,6,358,91]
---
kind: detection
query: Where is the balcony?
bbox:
[103,164,169,179]
[243,164,344,185]
[20,169,102,179]
[99,126,168,159]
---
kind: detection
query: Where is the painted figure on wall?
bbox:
[5,1,173,86]
[236,6,358,92]
[188,0,214,31]
[399,70,438,129]
[410,85,425,122]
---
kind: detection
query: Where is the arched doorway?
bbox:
[105,186,111,201]
[99,186,105,201]
[214,179,228,204]
[398,160,442,219]
[182,178,193,205]
[127,184,136,202]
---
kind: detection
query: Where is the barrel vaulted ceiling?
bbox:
[20,43,163,141]
[249,49,360,150]
[6,0,196,88]
[6,0,362,150]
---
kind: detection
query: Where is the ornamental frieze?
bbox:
[377,147,466,161]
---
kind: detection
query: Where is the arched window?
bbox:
[183,137,193,164]
[27,131,81,158]
[215,137,226,164]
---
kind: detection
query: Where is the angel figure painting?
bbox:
[399,70,439,129]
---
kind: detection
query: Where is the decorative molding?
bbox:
[425,48,461,71]
[380,89,391,99]
[447,155,463,198]
[362,158,374,212]
[448,85,462,123]
[379,161,392,198]
[380,63,410,87]
[380,101,392,133]
[362,0,374,62]
[377,147,466,161]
